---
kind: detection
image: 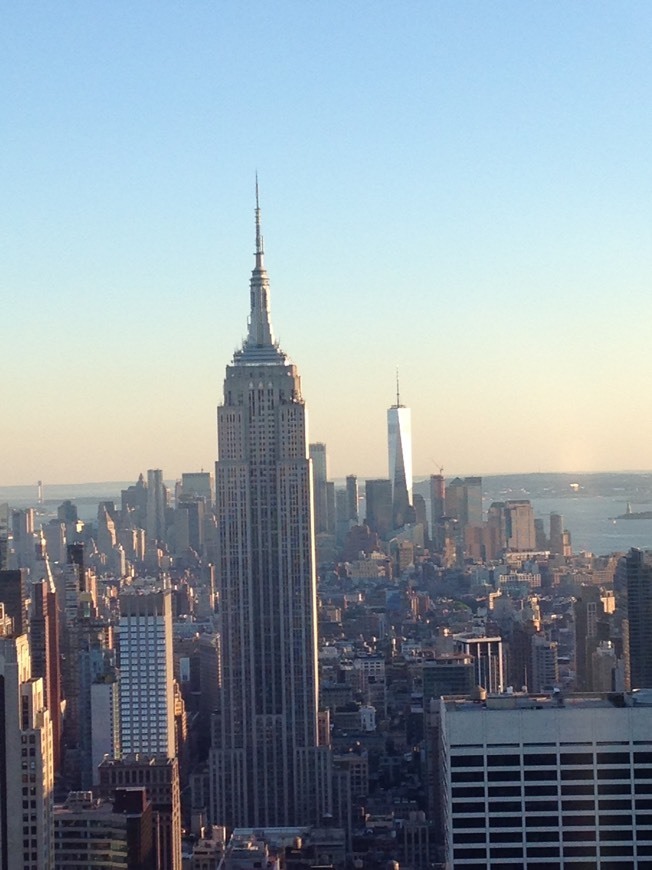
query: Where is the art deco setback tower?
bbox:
[387,375,413,529]
[210,187,327,829]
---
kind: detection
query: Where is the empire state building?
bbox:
[209,187,329,828]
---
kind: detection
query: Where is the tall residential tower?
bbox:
[209,185,328,829]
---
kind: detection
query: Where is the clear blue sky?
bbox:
[2,2,651,485]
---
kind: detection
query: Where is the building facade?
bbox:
[209,188,328,829]
[437,691,652,868]
[387,385,413,530]
[627,548,652,689]
[118,588,175,758]
[0,634,54,870]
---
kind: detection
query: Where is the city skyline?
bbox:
[3,2,652,485]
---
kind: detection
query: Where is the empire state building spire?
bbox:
[236,177,284,364]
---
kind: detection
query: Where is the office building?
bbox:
[90,669,121,785]
[30,576,62,774]
[118,587,175,757]
[387,379,413,529]
[530,634,559,692]
[0,568,27,635]
[436,690,652,867]
[180,471,213,507]
[0,503,8,569]
[10,508,36,570]
[346,475,359,524]
[364,478,393,540]
[429,474,446,549]
[0,634,54,870]
[310,442,331,534]
[146,469,167,546]
[121,474,148,529]
[574,584,611,692]
[209,187,328,829]
[53,789,154,869]
[99,755,180,870]
[550,511,564,555]
[422,654,474,702]
[627,548,652,689]
[453,633,505,694]
[487,500,536,555]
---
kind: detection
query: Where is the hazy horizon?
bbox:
[3,467,652,494]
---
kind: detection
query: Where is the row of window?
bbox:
[453,817,652,833]
[452,752,652,768]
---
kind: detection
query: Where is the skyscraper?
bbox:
[146,469,167,545]
[387,376,413,529]
[0,634,54,870]
[209,185,328,829]
[117,586,181,870]
[309,442,330,534]
[345,475,359,524]
[626,548,652,689]
[118,587,175,757]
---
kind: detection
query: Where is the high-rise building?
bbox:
[0,634,54,870]
[626,548,652,689]
[310,442,330,534]
[99,755,180,870]
[0,503,9,570]
[209,186,328,829]
[118,587,175,757]
[0,568,27,635]
[146,469,167,546]
[453,633,505,694]
[445,476,482,525]
[487,500,536,555]
[121,473,148,529]
[180,471,213,507]
[530,633,559,692]
[53,789,154,870]
[434,690,652,867]
[429,474,446,549]
[30,576,62,774]
[345,475,359,524]
[10,508,36,570]
[387,378,413,529]
[364,479,393,540]
[574,584,611,692]
[549,511,564,555]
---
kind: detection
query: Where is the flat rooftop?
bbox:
[442,690,652,712]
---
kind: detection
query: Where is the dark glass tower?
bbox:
[626,548,652,689]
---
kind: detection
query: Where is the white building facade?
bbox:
[439,692,652,867]
[118,587,175,757]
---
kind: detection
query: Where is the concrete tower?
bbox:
[209,184,328,829]
[387,373,413,529]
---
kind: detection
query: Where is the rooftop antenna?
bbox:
[255,171,264,258]
[396,367,400,406]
